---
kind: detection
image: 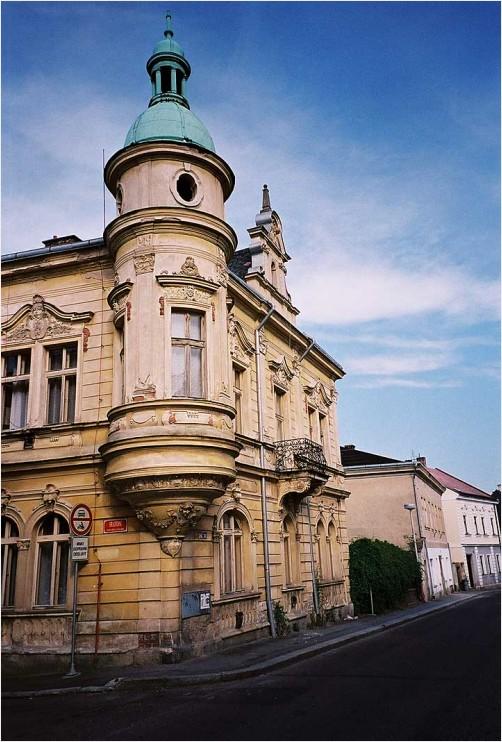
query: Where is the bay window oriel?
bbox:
[171,310,204,398]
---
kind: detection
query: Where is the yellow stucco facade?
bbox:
[1,24,352,670]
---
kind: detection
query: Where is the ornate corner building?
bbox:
[1,17,352,669]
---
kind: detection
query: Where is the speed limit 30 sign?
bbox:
[70,503,93,536]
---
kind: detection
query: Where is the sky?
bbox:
[2,1,500,492]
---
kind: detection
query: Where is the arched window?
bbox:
[116,184,123,215]
[283,516,298,586]
[221,511,244,594]
[316,521,326,580]
[34,513,70,607]
[328,523,337,581]
[2,517,19,607]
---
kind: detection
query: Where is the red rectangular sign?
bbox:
[103,518,128,534]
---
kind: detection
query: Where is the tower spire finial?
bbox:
[165,10,173,38]
[261,184,271,212]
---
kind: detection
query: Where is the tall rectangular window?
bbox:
[1,350,31,430]
[308,407,316,441]
[479,555,485,575]
[496,555,500,573]
[46,344,77,424]
[463,515,469,535]
[233,366,243,434]
[486,555,492,573]
[319,413,328,453]
[482,518,486,535]
[491,518,497,536]
[171,311,204,398]
[474,516,479,535]
[274,388,286,441]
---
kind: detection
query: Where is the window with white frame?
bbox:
[316,521,326,580]
[221,511,244,594]
[282,516,298,586]
[2,350,31,430]
[274,387,286,441]
[233,366,243,434]
[171,310,204,397]
[328,522,337,581]
[46,343,77,424]
[34,513,70,606]
[1,517,19,607]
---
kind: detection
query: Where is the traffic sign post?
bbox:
[64,505,93,678]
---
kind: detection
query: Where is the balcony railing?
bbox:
[274,438,327,476]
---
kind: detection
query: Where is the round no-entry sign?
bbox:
[70,503,93,536]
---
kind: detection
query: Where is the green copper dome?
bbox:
[125,101,215,151]
[124,13,214,152]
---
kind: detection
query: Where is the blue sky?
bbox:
[2,1,500,491]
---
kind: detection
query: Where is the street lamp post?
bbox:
[404,503,419,560]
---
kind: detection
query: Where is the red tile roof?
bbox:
[427,467,490,499]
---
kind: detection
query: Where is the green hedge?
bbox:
[349,538,421,614]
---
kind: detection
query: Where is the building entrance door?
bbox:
[466,553,475,588]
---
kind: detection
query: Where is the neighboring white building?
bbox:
[429,467,501,590]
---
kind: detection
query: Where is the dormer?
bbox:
[241,185,300,323]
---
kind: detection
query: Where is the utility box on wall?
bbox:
[181,590,211,619]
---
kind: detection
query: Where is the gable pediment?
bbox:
[304,380,333,410]
[2,294,94,345]
[228,314,255,366]
[269,356,296,390]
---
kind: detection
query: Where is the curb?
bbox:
[2,591,488,698]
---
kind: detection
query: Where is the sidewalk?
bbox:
[1,590,490,698]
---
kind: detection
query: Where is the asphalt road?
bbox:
[3,591,500,741]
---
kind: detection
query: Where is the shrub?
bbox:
[349,538,421,614]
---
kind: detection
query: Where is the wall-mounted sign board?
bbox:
[103,518,128,534]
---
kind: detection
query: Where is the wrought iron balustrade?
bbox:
[274,438,327,476]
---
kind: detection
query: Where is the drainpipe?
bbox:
[255,305,276,638]
[297,335,319,612]
[306,498,320,614]
[412,468,435,600]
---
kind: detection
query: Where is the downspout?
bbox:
[255,305,277,638]
[298,335,319,613]
[412,468,435,600]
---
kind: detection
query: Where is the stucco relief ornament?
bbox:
[160,538,183,558]
[42,484,60,510]
[216,262,228,287]
[179,256,201,277]
[1,489,11,513]
[133,253,155,274]
[226,482,241,502]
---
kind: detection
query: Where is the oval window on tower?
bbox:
[171,169,203,206]
[116,184,124,215]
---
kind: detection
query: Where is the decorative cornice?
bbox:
[228,314,255,366]
[269,356,295,390]
[304,380,334,410]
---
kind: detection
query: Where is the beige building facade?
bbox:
[1,20,352,669]
[430,467,501,590]
[342,447,454,600]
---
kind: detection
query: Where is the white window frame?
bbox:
[221,511,244,595]
[33,514,70,607]
[170,310,205,398]
[2,517,19,607]
[1,349,31,431]
[45,342,78,425]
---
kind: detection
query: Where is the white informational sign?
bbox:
[71,536,89,561]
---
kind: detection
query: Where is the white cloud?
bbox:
[351,378,462,389]
[345,351,454,376]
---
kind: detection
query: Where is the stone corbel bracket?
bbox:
[278,471,328,508]
[107,280,134,327]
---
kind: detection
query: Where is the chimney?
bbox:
[417,456,427,465]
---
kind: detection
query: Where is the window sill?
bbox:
[2,609,73,618]
[281,584,305,593]
[318,579,344,587]
[212,590,261,606]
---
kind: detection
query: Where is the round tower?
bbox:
[101,14,239,556]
